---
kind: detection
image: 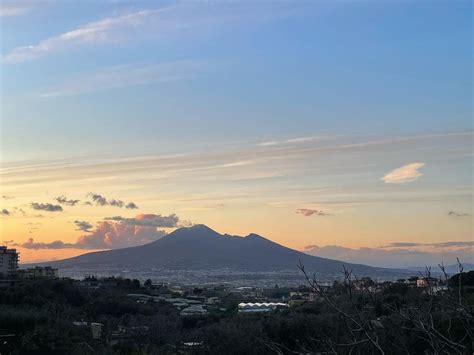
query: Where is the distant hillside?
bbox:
[408,263,474,274]
[35,225,408,278]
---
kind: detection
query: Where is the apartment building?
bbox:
[18,266,59,280]
[0,246,19,278]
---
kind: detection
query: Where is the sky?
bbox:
[0,0,472,267]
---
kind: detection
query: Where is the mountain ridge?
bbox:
[31,225,408,278]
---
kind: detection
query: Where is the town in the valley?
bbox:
[2,245,472,354]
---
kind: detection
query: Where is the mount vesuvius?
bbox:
[35,225,406,279]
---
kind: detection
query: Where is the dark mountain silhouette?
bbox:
[38,225,406,277]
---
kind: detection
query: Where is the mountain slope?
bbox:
[38,225,405,277]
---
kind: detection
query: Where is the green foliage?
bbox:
[449,270,474,287]
[0,274,472,354]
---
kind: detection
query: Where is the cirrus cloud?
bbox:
[40,61,200,98]
[383,162,425,184]
[0,3,31,18]
[2,9,156,64]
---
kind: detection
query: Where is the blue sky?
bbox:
[1,0,471,159]
[0,0,472,266]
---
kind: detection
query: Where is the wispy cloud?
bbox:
[296,208,331,217]
[30,202,63,212]
[74,220,93,232]
[383,162,425,184]
[2,9,157,64]
[15,238,79,250]
[217,160,256,168]
[1,132,470,210]
[384,241,474,249]
[447,211,471,217]
[40,61,199,97]
[103,213,179,228]
[258,136,326,147]
[55,195,80,206]
[0,3,31,17]
[2,2,295,64]
[0,206,42,218]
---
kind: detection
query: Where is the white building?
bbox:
[180,304,208,316]
[0,246,19,278]
[238,302,288,313]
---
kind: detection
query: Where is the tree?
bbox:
[296,261,473,355]
[132,279,140,289]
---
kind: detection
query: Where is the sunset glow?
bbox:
[1,1,472,267]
